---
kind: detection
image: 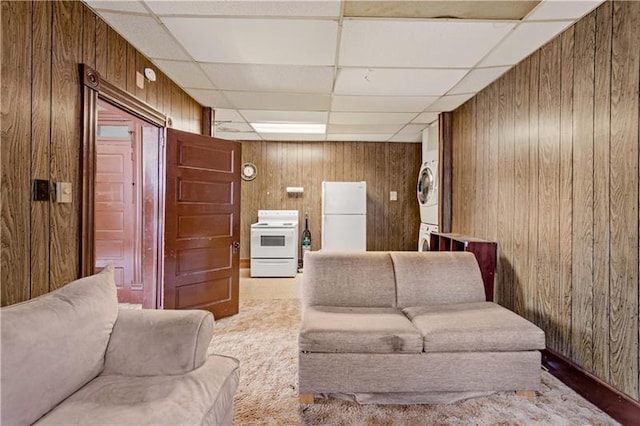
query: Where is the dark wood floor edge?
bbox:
[542,348,640,425]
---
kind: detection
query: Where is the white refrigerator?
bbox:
[321,181,367,251]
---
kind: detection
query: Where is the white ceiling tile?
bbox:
[526,0,603,21]
[145,0,341,18]
[478,21,574,67]
[339,19,516,68]
[185,89,234,108]
[331,95,438,112]
[398,124,429,133]
[241,110,328,123]
[412,112,440,124]
[161,18,338,65]
[92,2,595,139]
[96,12,190,61]
[214,131,262,141]
[200,64,333,94]
[425,94,475,112]
[215,122,254,133]
[259,133,325,141]
[152,60,213,89]
[327,134,393,142]
[85,1,148,14]
[329,112,416,125]
[214,109,245,123]
[449,66,511,95]
[224,91,331,111]
[327,124,405,133]
[389,133,422,142]
[335,68,467,96]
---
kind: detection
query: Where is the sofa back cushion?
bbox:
[391,252,486,308]
[302,252,396,307]
[1,267,119,425]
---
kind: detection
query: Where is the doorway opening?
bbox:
[94,99,160,307]
[81,65,167,309]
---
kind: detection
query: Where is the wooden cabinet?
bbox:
[429,232,497,302]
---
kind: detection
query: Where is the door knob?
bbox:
[232,241,240,253]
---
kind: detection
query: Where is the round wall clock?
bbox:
[241,162,257,181]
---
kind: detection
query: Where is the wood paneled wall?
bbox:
[1,1,202,306]
[240,141,422,259]
[450,0,639,400]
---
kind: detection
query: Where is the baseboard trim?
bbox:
[542,348,640,425]
[240,259,250,268]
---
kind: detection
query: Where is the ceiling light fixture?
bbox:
[250,123,326,134]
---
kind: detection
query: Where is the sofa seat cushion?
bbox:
[300,306,423,354]
[403,302,545,353]
[36,355,239,425]
[34,355,239,426]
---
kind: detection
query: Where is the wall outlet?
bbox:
[390,191,397,201]
[56,182,72,203]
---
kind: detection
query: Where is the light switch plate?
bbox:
[56,182,72,203]
[136,71,144,89]
[390,191,397,201]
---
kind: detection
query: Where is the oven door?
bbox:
[251,227,296,259]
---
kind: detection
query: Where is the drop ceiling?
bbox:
[84,0,604,142]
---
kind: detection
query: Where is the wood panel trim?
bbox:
[80,85,97,277]
[79,63,167,277]
[157,129,167,309]
[1,0,32,305]
[609,0,639,397]
[592,0,612,382]
[31,0,53,299]
[81,64,166,127]
[439,112,453,233]
[572,11,596,369]
[240,258,250,268]
[542,348,640,425]
[202,107,214,137]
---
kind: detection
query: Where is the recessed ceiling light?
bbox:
[250,123,326,134]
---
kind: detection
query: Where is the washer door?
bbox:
[417,166,435,206]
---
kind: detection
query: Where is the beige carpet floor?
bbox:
[208,299,619,426]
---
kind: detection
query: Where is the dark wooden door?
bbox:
[163,129,241,319]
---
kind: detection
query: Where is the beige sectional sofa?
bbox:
[1,267,239,425]
[299,251,545,404]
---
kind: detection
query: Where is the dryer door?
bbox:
[417,165,435,206]
[418,234,431,252]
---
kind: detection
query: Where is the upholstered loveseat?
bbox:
[1,266,239,425]
[298,251,545,404]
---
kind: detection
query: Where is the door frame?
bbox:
[80,64,167,307]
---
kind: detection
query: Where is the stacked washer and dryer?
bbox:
[417,121,439,251]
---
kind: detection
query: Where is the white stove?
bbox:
[250,210,299,277]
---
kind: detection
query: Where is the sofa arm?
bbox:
[102,309,214,376]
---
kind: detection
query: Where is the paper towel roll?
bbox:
[286,187,304,194]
